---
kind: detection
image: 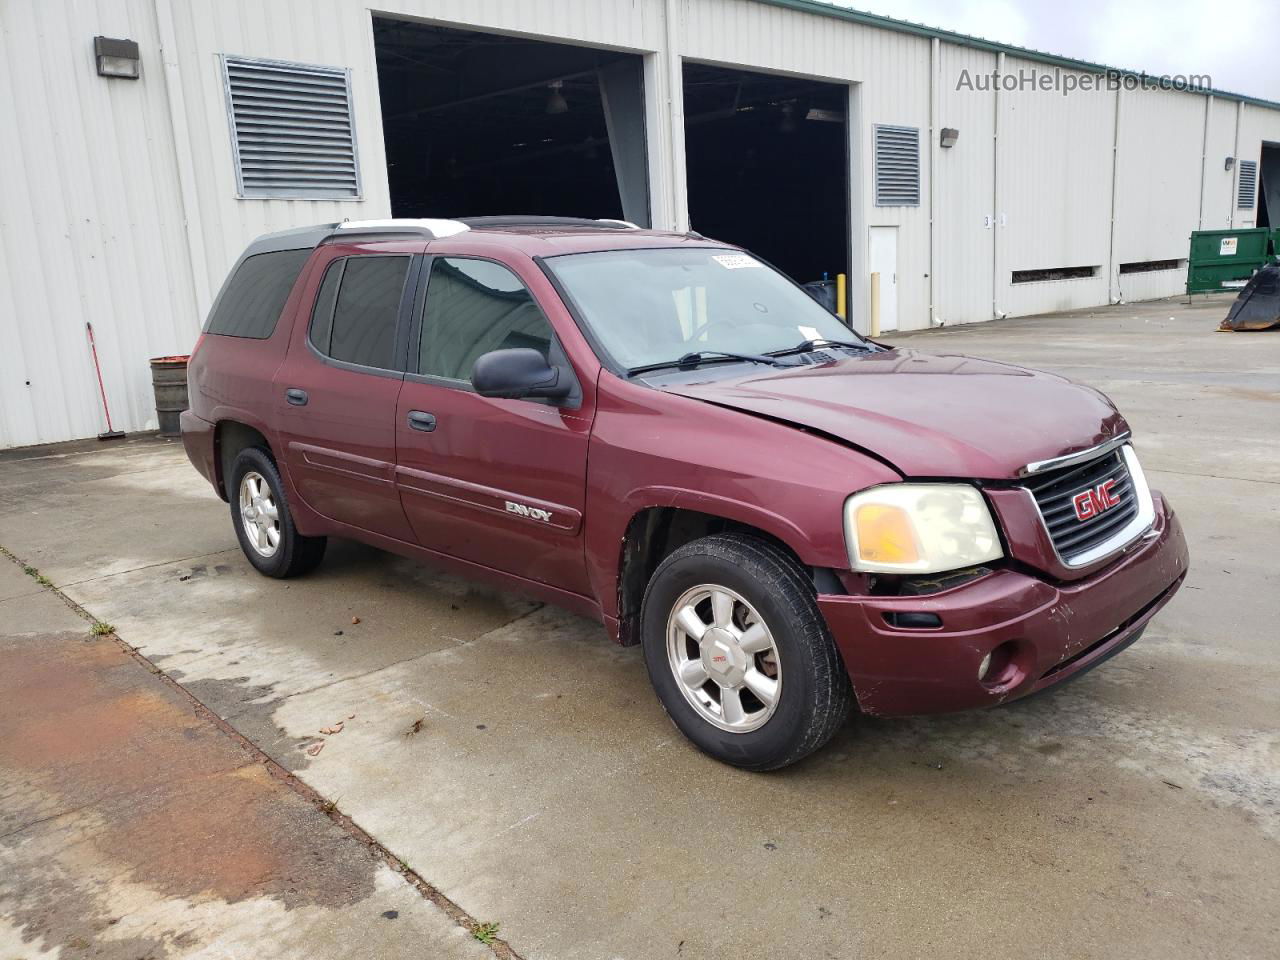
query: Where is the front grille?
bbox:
[1022,449,1139,561]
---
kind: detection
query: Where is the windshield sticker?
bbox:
[712,254,762,270]
[798,326,822,340]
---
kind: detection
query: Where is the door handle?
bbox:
[407,410,437,432]
[285,388,309,406]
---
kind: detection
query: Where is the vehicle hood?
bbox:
[659,348,1129,480]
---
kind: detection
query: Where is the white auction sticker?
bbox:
[712,254,762,269]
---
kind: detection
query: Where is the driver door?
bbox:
[394,254,594,597]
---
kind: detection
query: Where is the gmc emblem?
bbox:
[1072,479,1121,522]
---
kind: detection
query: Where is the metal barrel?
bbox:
[149,355,190,437]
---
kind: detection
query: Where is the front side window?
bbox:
[418,257,553,380]
[544,247,857,371]
[205,248,311,339]
[309,255,411,370]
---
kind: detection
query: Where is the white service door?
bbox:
[868,226,899,332]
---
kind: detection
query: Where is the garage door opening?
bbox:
[373,19,650,225]
[682,63,849,286]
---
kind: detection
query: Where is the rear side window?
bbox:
[205,249,311,339]
[418,257,552,380]
[308,255,411,370]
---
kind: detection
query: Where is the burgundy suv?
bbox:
[182,216,1188,770]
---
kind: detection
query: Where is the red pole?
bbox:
[86,322,124,439]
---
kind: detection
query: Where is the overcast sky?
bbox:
[837,0,1277,101]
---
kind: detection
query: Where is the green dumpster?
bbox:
[1186,228,1271,295]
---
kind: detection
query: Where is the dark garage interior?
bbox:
[372,20,850,286]
[682,63,849,284]
[373,18,650,226]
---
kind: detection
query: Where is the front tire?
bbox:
[228,447,326,578]
[640,533,852,770]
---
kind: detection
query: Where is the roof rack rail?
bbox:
[459,215,640,230]
[326,218,471,241]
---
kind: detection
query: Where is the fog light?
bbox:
[978,640,1023,690]
[978,652,993,681]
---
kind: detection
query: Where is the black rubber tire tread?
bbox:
[640,533,853,771]
[228,447,327,579]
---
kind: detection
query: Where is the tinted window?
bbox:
[309,256,410,370]
[419,258,552,380]
[308,259,343,356]
[205,249,311,339]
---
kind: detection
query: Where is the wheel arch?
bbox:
[214,419,274,501]
[613,502,843,646]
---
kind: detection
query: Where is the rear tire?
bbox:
[640,533,852,770]
[228,447,326,578]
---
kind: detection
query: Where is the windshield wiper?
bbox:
[770,337,878,357]
[627,350,794,377]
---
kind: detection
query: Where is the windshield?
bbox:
[544,247,861,371]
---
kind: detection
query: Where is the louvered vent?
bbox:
[222,56,361,199]
[1237,160,1257,209]
[874,124,920,206]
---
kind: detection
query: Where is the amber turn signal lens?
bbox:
[854,504,920,565]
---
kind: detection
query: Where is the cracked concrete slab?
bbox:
[2,295,1277,958]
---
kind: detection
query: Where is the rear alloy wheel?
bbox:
[239,470,281,558]
[228,447,326,579]
[641,533,853,770]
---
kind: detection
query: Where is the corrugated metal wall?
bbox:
[2,0,1277,447]
[0,0,198,448]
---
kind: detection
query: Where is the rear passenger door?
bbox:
[273,246,419,542]
[394,254,594,596]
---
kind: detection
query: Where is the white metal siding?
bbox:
[0,0,198,448]
[996,57,1115,317]
[1111,87,1205,301]
[1202,97,1238,228]
[934,45,997,325]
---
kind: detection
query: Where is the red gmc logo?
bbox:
[1072,479,1121,521]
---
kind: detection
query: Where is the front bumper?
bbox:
[819,493,1188,716]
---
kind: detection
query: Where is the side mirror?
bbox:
[471,348,571,401]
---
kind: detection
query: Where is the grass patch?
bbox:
[22,565,52,587]
[90,621,115,636]
[472,922,500,945]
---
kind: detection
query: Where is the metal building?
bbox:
[2,0,1278,448]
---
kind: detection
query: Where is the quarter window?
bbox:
[418,257,552,380]
[205,248,311,339]
[309,255,411,370]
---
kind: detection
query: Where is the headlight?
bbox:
[843,484,1003,574]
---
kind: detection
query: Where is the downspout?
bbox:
[991,51,1004,319]
[663,0,689,232]
[1231,100,1243,227]
[1197,94,1212,229]
[151,0,211,321]
[928,37,939,326]
[1106,85,1121,303]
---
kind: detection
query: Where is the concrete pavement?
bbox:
[2,294,1277,958]
[0,551,496,958]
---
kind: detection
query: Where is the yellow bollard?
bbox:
[836,273,847,320]
[869,272,881,338]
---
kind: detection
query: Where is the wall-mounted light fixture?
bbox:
[1224,156,1235,171]
[940,127,959,148]
[94,36,140,79]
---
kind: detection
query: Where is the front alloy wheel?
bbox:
[666,584,781,733]
[641,533,853,770]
